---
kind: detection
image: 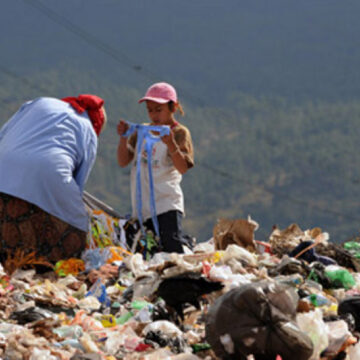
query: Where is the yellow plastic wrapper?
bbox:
[100,314,117,328]
[212,251,224,263]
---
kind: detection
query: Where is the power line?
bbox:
[22,0,206,106]
[22,0,157,82]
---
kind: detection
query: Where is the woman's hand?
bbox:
[117,119,129,137]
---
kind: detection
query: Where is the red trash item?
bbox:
[255,240,273,255]
[135,343,152,352]
[202,261,212,277]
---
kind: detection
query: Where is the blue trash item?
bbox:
[289,241,337,265]
[86,278,111,307]
[306,293,330,307]
[81,248,111,271]
[123,123,170,239]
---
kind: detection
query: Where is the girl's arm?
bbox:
[117,137,134,167]
[169,145,190,174]
[162,130,192,174]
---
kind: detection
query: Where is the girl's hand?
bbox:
[117,120,129,136]
[161,130,175,147]
[162,131,179,155]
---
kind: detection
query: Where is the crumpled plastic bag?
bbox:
[141,349,174,360]
[206,281,313,360]
[82,248,111,272]
[10,306,55,325]
[220,244,258,267]
[347,341,360,360]
[325,266,356,290]
[85,278,110,306]
[322,320,352,357]
[143,320,183,337]
[104,326,141,354]
[132,272,161,300]
[170,355,201,359]
[86,208,127,249]
[30,348,58,360]
[296,308,329,360]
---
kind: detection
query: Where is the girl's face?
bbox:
[146,100,174,125]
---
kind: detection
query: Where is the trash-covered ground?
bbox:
[2,215,360,360]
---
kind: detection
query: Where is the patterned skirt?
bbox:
[0,192,86,264]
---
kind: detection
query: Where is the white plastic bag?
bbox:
[324,320,351,356]
[221,244,257,267]
[142,320,183,337]
[30,348,57,360]
[296,308,329,360]
[347,341,360,360]
[209,265,233,281]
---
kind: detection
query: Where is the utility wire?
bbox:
[22,0,157,82]
[22,0,206,106]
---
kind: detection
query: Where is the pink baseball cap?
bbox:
[138,82,178,104]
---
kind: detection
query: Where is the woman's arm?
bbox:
[74,132,97,192]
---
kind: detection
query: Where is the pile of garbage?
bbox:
[2,215,360,360]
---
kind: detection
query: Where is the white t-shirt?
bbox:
[128,123,194,221]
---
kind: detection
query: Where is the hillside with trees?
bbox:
[1,67,360,243]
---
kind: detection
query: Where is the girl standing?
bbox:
[117,82,194,253]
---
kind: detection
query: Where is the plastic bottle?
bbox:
[192,343,212,353]
[58,338,84,350]
[307,294,330,307]
[116,311,134,325]
[131,300,153,310]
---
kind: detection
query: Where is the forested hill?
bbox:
[1,1,360,242]
[1,69,360,243]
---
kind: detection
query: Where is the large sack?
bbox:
[338,296,360,331]
[205,281,313,360]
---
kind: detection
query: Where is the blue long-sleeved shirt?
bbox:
[0,97,97,231]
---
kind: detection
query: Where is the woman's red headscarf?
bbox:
[62,94,105,136]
